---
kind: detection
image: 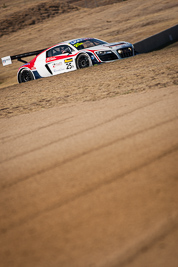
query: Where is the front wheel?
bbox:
[76,53,92,69]
[18,69,34,83]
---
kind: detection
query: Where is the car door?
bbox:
[45,45,77,75]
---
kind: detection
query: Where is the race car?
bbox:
[1,37,135,83]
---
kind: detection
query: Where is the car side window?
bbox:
[46,45,73,58]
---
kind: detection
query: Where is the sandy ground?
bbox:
[1,86,178,267]
[0,0,178,266]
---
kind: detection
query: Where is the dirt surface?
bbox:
[0,1,79,38]
[0,0,127,37]
[0,0,178,266]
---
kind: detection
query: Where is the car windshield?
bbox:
[70,38,107,50]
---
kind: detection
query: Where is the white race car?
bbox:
[1,37,135,83]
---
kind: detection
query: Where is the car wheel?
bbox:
[76,53,92,69]
[18,69,34,83]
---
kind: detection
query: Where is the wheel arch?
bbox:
[75,52,93,69]
[17,67,35,83]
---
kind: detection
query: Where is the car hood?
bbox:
[85,41,132,52]
[104,41,132,48]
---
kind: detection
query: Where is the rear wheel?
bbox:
[76,53,92,69]
[18,69,34,83]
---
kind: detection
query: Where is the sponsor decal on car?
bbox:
[46,57,57,62]
[64,58,73,63]
[70,38,91,45]
[52,62,65,72]
[53,62,62,67]
[73,42,83,48]
[53,68,65,73]
[1,56,12,66]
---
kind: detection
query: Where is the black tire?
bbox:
[18,69,34,83]
[76,53,92,69]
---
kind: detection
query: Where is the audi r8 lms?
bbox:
[1,37,135,83]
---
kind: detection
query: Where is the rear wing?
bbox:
[1,48,47,66]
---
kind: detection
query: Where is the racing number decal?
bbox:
[66,62,72,69]
[64,58,74,70]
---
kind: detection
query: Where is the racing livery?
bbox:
[1,37,135,83]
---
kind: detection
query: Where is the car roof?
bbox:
[60,37,104,45]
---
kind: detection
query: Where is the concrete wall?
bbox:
[134,24,178,53]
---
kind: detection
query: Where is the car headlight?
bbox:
[118,47,132,54]
[96,51,112,55]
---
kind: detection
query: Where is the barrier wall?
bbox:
[134,24,178,53]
